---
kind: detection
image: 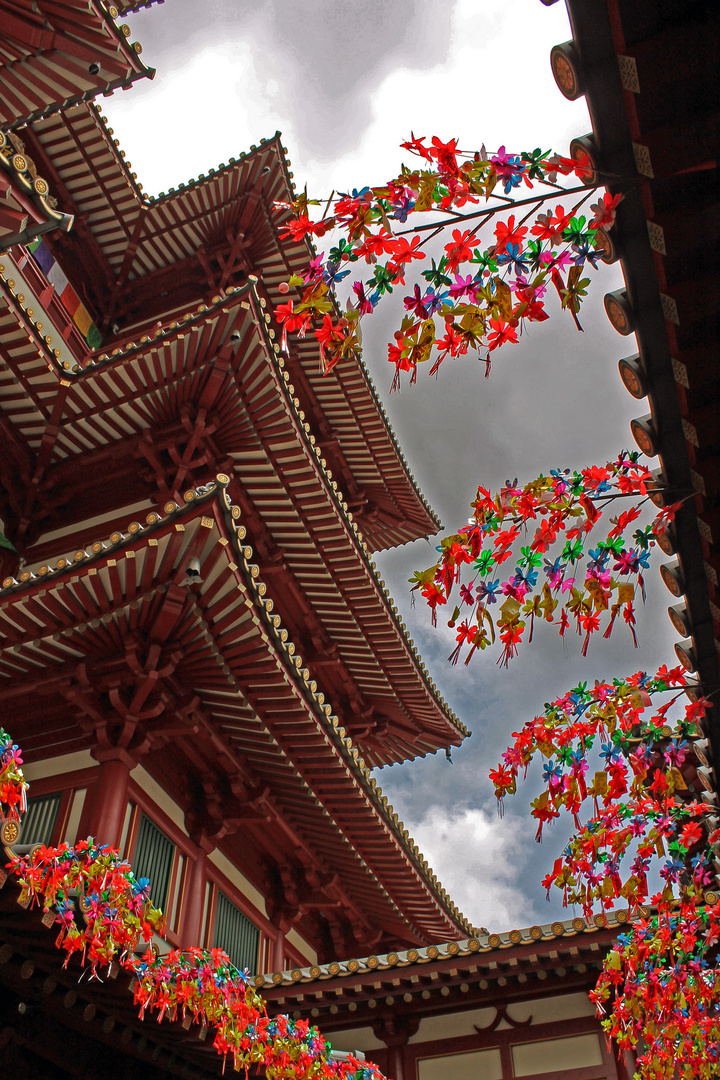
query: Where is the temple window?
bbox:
[17,792,63,846]
[25,239,103,349]
[130,812,177,912]
[211,889,261,976]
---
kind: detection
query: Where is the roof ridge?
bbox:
[256,908,640,988]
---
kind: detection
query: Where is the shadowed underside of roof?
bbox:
[0,0,154,131]
[20,103,441,551]
[0,479,473,945]
[0,272,468,764]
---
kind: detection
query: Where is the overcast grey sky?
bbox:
[108,0,678,934]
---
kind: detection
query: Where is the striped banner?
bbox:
[27,238,103,349]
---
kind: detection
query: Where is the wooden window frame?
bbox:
[211,888,262,976]
[18,767,99,846]
[124,778,200,949]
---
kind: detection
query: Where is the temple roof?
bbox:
[258,908,642,1040]
[19,104,441,550]
[0,270,468,765]
[0,0,154,131]
[0,478,473,947]
[556,0,720,755]
[259,907,634,993]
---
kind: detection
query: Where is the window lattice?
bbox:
[17,793,62,845]
[132,814,174,909]
[213,891,260,975]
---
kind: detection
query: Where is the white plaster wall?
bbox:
[23,749,94,781]
[512,1032,603,1076]
[322,1026,385,1053]
[418,1048,503,1080]
[409,991,595,1045]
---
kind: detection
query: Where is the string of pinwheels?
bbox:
[409,451,681,664]
[0,729,384,1080]
[273,136,620,386]
[491,668,720,1080]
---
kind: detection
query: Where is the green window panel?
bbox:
[18,793,62,845]
[132,814,174,910]
[213,890,260,976]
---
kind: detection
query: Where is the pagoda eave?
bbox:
[0,276,467,764]
[1,1,155,132]
[0,481,473,947]
[18,110,443,551]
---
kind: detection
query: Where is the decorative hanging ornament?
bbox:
[491,664,720,1080]
[409,452,682,665]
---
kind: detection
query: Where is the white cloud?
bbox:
[403,803,537,932]
[105,41,287,196]
[109,0,587,198]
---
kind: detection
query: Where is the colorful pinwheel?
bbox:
[273,137,616,385]
[409,451,681,665]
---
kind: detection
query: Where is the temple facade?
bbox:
[0,0,473,973]
[0,1,715,1078]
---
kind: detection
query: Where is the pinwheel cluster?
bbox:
[9,839,166,970]
[592,895,720,1080]
[490,665,714,910]
[492,663,720,1079]
[0,727,28,820]
[134,949,373,1078]
[2,738,385,1080]
[274,135,620,383]
[410,452,680,666]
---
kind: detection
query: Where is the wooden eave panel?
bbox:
[21,105,440,547]
[0,278,465,765]
[0,0,151,131]
[0,489,470,942]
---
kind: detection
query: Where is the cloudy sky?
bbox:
[107,0,677,934]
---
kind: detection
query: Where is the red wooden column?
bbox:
[179,845,209,948]
[387,1043,404,1080]
[375,1016,419,1080]
[271,927,285,973]
[84,749,135,849]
